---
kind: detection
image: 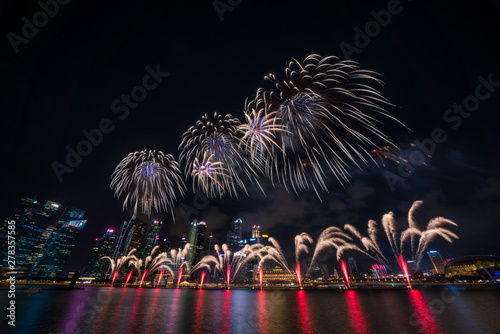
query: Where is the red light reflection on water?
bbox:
[220,290,232,333]
[345,290,372,334]
[408,290,446,334]
[192,289,205,333]
[296,290,314,334]
[257,290,269,333]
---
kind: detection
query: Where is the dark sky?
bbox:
[2,0,500,273]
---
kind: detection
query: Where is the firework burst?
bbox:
[110,149,185,217]
[238,107,289,166]
[179,112,262,198]
[191,152,229,198]
[246,54,403,196]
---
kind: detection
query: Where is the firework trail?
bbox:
[384,201,459,268]
[168,243,191,276]
[257,239,293,273]
[140,246,175,282]
[344,223,390,266]
[191,244,249,281]
[102,249,137,282]
[407,200,423,261]
[382,212,400,256]
[179,112,262,198]
[309,227,356,269]
[110,149,185,217]
[414,218,458,266]
[246,54,403,196]
[370,146,408,167]
[295,232,313,264]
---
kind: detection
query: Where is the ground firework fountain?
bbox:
[125,270,133,286]
[295,262,302,289]
[157,269,165,287]
[139,270,148,288]
[177,267,184,288]
[199,271,206,289]
[397,254,412,289]
[340,259,350,289]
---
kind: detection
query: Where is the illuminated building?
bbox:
[15,200,63,269]
[227,231,240,252]
[320,264,329,280]
[372,264,388,279]
[261,234,269,246]
[261,266,296,285]
[227,219,243,252]
[186,220,206,268]
[208,233,217,255]
[252,225,261,239]
[445,255,500,281]
[112,218,147,259]
[82,229,117,278]
[143,220,163,257]
[29,219,87,277]
[195,221,206,262]
[347,257,359,278]
[234,219,243,240]
[177,234,187,249]
[427,250,446,274]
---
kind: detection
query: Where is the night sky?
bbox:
[2,0,500,273]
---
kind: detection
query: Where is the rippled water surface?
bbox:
[2,286,500,333]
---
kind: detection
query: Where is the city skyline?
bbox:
[3,192,471,280]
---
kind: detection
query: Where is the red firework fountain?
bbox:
[157,269,165,287]
[226,265,231,289]
[111,270,119,285]
[259,266,263,290]
[295,262,302,289]
[139,270,148,287]
[200,271,206,289]
[397,254,412,289]
[340,259,350,289]
[177,267,184,288]
[125,270,133,286]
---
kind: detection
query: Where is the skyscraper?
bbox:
[251,225,262,244]
[112,218,147,260]
[15,200,63,270]
[143,220,163,257]
[227,231,240,252]
[252,225,261,238]
[186,220,199,268]
[234,219,243,240]
[347,257,359,279]
[29,219,87,277]
[177,234,187,249]
[195,221,206,262]
[208,233,217,255]
[82,229,117,278]
[427,250,446,274]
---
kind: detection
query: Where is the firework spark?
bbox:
[246,54,403,196]
[238,107,289,166]
[179,112,262,198]
[110,149,185,217]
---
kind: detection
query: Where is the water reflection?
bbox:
[193,289,205,333]
[296,290,315,334]
[221,290,232,333]
[408,289,446,334]
[257,290,269,334]
[345,290,372,334]
[11,286,500,333]
[58,289,90,333]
